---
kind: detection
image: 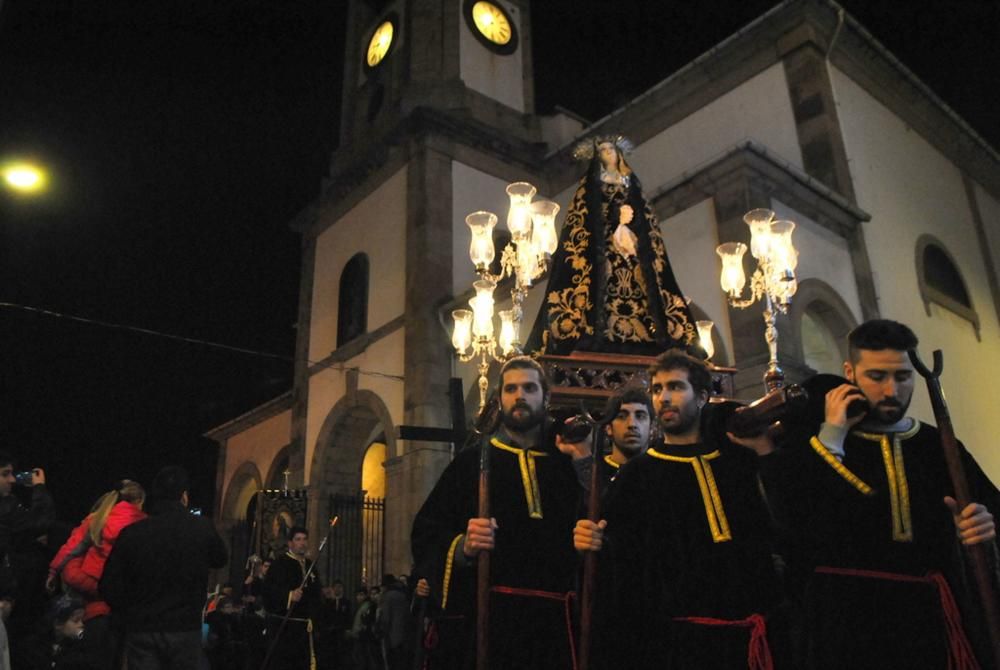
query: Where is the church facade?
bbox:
[207,0,1000,580]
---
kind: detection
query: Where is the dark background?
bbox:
[0,0,997,523]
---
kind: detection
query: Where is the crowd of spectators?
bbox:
[0,450,429,670]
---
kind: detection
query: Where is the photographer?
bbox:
[0,451,54,665]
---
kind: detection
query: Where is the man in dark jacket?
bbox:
[100,466,227,670]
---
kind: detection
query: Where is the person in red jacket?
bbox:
[47,480,146,668]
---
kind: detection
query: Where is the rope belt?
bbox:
[672,613,773,670]
[266,614,316,670]
[814,566,981,670]
[491,585,578,670]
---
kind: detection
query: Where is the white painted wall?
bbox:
[831,65,1000,481]
[661,199,734,364]
[630,63,803,188]
[221,410,293,508]
[770,200,863,323]
[458,0,525,112]
[304,328,406,484]
[310,168,408,363]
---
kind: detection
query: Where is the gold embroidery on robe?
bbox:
[809,437,874,495]
[649,448,732,543]
[854,423,920,542]
[492,438,548,519]
[441,533,464,609]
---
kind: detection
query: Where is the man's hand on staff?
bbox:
[574,519,606,553]
[290,588,303,603]
[463,517,498,557]
[944,497,996,545]
[415,578,431,598]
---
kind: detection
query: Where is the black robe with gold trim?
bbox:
[526,162,695,356]
[601,431,781,669]
[410,431,582,670]
[763,420,1000,670]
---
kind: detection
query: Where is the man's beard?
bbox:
[617,435,645,458]
[870,397,909,424]
[501,402,544,432]
[658,403,700,436]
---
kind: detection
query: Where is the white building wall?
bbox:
[309,168,408,364]
[630,63,804,187]
[221,409,293,503]
[304,328,406,483]
[661,199,734,364]
[770,200,863,323]
[830,65,1000,481]
[458,0,525,112]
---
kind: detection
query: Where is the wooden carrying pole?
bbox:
[577,409,607,670]
[476,429,491,670]
[908,349,1000,668]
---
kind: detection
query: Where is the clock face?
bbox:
[365,20,394,68]
[464,0,518,55]
[471,2,511,46]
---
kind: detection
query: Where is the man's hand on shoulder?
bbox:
[945,497,996,545]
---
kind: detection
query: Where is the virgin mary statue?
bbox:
[527,135,696,356]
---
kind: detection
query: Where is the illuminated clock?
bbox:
[365,19,395,69]
[464,0,518,55]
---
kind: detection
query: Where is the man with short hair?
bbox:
[576,349,782,669]
[101,465,227,670]
[262,526,322,670]
[410,356,590,669]
[764,319,998,669]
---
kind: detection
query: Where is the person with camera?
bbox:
[574,349,783,669]
[763,319,998,669]
[410,356,590,670]
[100,465,227,670]
[0,453,54,663]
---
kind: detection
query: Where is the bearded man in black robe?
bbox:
[410,356,590,670]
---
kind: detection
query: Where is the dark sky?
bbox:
[0,0,997,522]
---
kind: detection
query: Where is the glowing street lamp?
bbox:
[1,162,48,195]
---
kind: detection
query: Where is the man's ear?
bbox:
[181,491,189,507]
[697,390,709,408]
[843,361,855,383]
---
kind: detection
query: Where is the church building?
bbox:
[206,0,1000,587]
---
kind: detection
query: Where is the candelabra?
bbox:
[716,208,798,390]
[450,182,560,409]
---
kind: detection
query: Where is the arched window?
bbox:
[800,308,842,375]
[338,253,370,347]
[915,235,979,338]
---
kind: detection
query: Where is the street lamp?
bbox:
[1,161,48,195]
[451,181,559,409]
[716,208,798,390]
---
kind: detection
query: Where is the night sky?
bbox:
[0,0,997,523]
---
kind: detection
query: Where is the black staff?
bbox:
[908,348,1000,668]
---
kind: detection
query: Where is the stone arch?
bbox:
[220,461,263,525]
[309,389,397,497]
[784,278,859,374]
[264,445,293,490]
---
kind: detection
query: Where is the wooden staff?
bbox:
[474,397,500,670]
[908,348,1000,668]
[578,406,608,670]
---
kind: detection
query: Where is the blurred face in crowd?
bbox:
[56,609,85,640]
[370,587,381,603]
[607,402,652,458]
[356,590,367,604]
[288,532,308,557]
[0,598,13,621]
[261,560,271,576]
[0,465,14,497]
[333,582,344,598]
[500,368,546,433]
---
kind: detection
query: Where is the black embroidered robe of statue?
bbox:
[526,160,695,356]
